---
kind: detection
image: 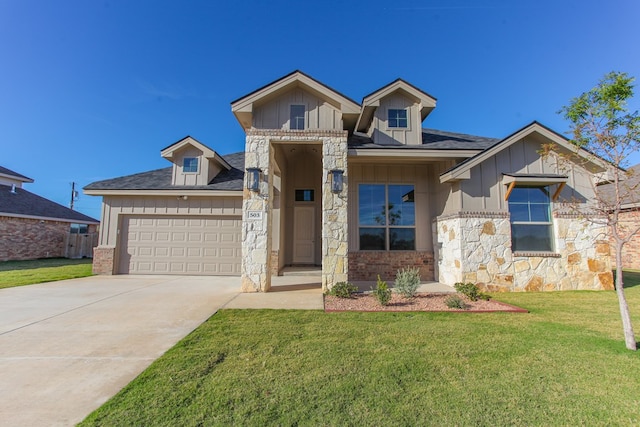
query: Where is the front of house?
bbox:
[85,71,614,292]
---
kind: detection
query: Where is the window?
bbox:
[70,223,88,234]
[508,186,553,252]
[183,157,198,173]
[290,105,305,130]
[388,109,408,128]
[295,189,314,202]
[359,184,415,250]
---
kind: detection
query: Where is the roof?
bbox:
[0,166,34,183]
[598,163,640,209]
[348,128,498,150]
[84,152,245,192]
[439,121,612,183]
[0,184,99,223]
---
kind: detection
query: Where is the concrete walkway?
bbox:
[0,275,240,427]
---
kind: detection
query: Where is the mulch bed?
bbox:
[324,293,528,313]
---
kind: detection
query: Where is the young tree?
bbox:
[559,71,639,351]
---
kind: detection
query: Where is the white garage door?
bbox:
[119,216,242,275]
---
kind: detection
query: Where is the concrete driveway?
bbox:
[0,275,240,426]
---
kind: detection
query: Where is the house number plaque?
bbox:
[247,211,263,220]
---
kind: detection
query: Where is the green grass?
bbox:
[81,272,640,426]
[0,258,93,289]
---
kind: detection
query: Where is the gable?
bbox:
[161,136,231,187]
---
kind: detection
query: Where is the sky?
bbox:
[1,0,639,220]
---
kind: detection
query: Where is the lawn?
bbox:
[0,258,93,289]
[82,272,640,426]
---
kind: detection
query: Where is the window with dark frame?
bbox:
[183,157,199,173]
[290,105,305,130]
[70,223,89,234]
[387,109,408,128]
[295,189,314,202]
[508,186,554,252]
[358,184,415,250]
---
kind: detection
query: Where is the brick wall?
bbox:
[92,246,115,275]
[349,251,435,282]
[0,217,68,261]
[615,210,640,270]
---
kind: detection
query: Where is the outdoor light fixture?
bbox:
[330,169,344,193]
[246,167,261,192]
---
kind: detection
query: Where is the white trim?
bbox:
[0,212,98,224]
[83,189,242,197]
[0,172,33,183]
[348,149,480,159]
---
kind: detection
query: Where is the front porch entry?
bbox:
[240,130,349,292]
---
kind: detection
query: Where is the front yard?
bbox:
[0,258,93,289]
[82,272,640,426]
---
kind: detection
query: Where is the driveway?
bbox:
[0,275,240,426]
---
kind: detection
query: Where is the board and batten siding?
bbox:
[170,148,222,187]
[457,137,596,211]
[348,163,433,252]
[98,195,242,247]
[370,93,422,146]
[252,88,342,131]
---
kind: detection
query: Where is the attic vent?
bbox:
[10,184,16,194]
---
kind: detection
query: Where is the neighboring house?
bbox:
[0,166,99,261]
[598,164,640,270]
[85,70,614,292]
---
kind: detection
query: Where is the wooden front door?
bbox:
[293,206,315,264]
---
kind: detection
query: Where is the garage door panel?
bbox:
[119,215,241,276]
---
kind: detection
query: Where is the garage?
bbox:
[119,215,242,275]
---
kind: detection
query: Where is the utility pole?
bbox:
[70,182,78,210]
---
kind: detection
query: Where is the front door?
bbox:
[293,206,315,264]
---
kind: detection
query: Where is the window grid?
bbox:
[290,105,305,130]
[183,157,198,173]
[508,186,554,252]
[388,109,408,128]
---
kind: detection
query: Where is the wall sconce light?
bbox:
[330,169,344,193]
[246,167,261,192]
[177,195,188,200]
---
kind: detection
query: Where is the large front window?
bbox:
[359,184,415,250]
[508,186,553,252]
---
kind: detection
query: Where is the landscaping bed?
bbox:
[325,292,528,312]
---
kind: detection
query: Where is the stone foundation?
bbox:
[92,246,115,275]
[349,251,435,282]
[435,212,613,292]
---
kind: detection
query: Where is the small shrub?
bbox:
[394,266,421,298]
[327,281,358,298]
[445,294,468,310]
[372,275,392,306]
[453,282,490,301]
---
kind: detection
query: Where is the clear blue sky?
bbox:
[2,0,639,220]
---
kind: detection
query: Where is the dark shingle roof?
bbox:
[348,128,498,150]
[0,166,33,182]
[84,152,245,191]
[0,185,98,223]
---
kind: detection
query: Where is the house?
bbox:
[598,163,640,270]
[0,166,99,261]
[85,70,614,292]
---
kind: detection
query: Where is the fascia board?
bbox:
[348,149,480,159]
[0,212,99,224]
[0,172,34,183]
[83,189,242,197]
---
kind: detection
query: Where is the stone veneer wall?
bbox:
[241,129,348,292]
[435,212,613,291]
[0,217,68,261]
[349,251,434,282]
[92,246,115,274]
[270,250,280,276]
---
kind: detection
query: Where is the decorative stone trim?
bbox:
[434,211,510,222]
[92,246,115,275]
[270,250,280,276]
[513,252,561,258]
[348,251,434,282]
[246,129,348,138]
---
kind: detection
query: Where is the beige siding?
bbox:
[458,137,597,211]
[253,88,342,131]
[371,93,421,145]
[170,147,221,186]
[99,195,242,247]
[431,160,459,216]
[348,163,432,251]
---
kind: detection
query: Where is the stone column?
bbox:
[321,134,349,290]
[241,133,273,292]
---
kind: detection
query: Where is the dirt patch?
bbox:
[324,293,527,313]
